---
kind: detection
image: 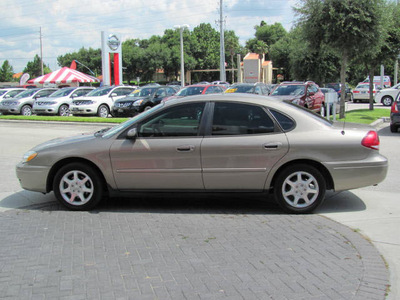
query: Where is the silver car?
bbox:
[32,87,95,116]
[0,88,57,116]
[16,94,388,213]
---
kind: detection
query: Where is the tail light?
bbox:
[353,91,360,93]
[361,130,380,150]
[392,101,399,113]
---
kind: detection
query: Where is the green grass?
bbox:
[0,115,128,123]
[336,108,390,124]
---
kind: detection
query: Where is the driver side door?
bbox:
[110,102,206,190]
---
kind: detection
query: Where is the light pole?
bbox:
[174,24,189,87]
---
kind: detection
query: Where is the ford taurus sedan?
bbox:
[16,94,388,213]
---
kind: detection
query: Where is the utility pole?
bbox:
[219,0,226,82]
[40,27,44,76]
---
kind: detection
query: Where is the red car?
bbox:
[270,81,325,113]
[163,84,225,102]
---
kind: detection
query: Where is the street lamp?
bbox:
[174,24,189,87]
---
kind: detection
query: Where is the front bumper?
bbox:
[33,106,57,115]
[0,105,21,114]
[16,162,51,193]
[70,105,97,115]
[111,106,138,117]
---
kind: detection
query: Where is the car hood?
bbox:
[32,131,98,152]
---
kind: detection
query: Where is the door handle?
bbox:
[263,142,282,150]
[177,145,195,152]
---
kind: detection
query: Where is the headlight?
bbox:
[133,100,143,106]
[22,151,38,163]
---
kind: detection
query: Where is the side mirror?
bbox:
[110,93,117,98]
[34,95,41,99]
[4,94,10,99]
[126,128,138,140]
[71,93,78,99]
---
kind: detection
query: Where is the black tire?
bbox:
[273,164,326,214]
[21,105,32,116]
[390,124,398,133]
[58,104,70,116]
[97,104,109,118]
[143,105,152,112]
[53,163,104,210]
[381,96,393,107]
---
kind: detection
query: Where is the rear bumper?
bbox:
[324,154,388,191]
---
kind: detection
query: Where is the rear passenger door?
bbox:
[201,102,289,190]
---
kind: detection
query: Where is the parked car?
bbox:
[225,82,270,95]
[70,86,136,118]
[32,87,95,116]
[390,93,400,132]
[16,93,387,214]
[163,84,225,102]
[111,85,176,117]
[324,83,352,101]
[352,83,378,103]
[269,81,325,113]
[374,83,400,106]
[362,75,391,88]
[0,88,57,116]
[0,88,26,101]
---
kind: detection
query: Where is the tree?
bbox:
[23,55,51,78]
[296,0,386,117]
[255,22,287,50]
[225,30,241,83]
[354,1,400,110]
[0,60,14,82]
[57,47,101,76]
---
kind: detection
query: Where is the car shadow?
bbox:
[1,189,367,215]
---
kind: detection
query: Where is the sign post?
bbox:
[101,31,123,86]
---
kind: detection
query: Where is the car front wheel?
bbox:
[53,163,104,210]
[58,104,70,116]
[274,164,326,214]
[21,105,32,116]
[381,96,393,106]
[390,124,398,133]
[97,104,109,118]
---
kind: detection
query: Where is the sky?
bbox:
[0,0,298,74]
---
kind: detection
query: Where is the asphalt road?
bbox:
[0,112,397,299]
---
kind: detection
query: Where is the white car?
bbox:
[352,83,378,103]
[0,88,57,116]
[70,86,136,118]
[374,83,400,106]
[32,87,95,116]
[0,88,26,101]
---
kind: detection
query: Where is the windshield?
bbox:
[49,88,74,97]
[102,103,164,138]
[86,87,113,97]
[176,86,205,96]
[0,90,7,96]
[356,84,370,89]
[14,89,38,98]
[128,88,157,97]
[271,84,306,96]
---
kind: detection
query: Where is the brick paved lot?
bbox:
[0,194,389,300]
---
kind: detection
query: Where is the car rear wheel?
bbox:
[53,163,104,210]
[58,104,70,116]
[21,105,32,116]
[274,164,326,214]
[97,104,109,118]
[390,124,398,133]
[381,96,393,106]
